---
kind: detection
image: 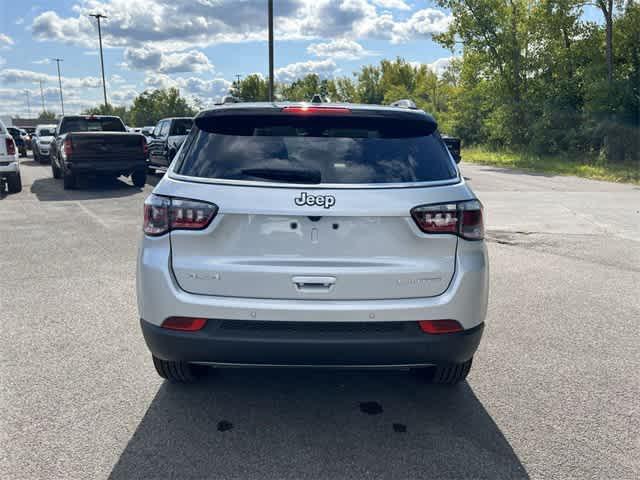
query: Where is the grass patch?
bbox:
[463,147,640,184]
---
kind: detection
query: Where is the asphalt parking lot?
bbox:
[1,157,639,479]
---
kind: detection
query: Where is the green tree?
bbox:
[128,88,196,127]
[37,111,57,122]
[230,74,269,101]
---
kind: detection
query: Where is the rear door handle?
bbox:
[292,276,336,293]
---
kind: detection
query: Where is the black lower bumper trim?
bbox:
[141,319,484,367]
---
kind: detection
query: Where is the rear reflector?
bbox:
[162,317,207,331]
[281,106,351,115]
[418,320,464,334]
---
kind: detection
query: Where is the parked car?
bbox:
[146,117,193,172]
[141,126,155,137]
[6,127,27,157]
[22,127,36,150]
[137,102,487,384]
[0,119,22,193]
[442,135,461,163]
[32,124,57,163]
[50,115,148,190]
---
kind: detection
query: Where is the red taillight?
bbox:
[162,317,207,331]
[143,194,218,236]
[411,200,484,240]
[142,136,148,157]
[63,138,73,157]
[418,320,463,334]
[281,106,351,115]
[5,137,16,156]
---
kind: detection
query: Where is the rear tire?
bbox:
[63,170,76,190]
[7,173,22,193]
[52,160,62,179]
[131,170,147,187]
[152,355,204,383]
[414,358,473,385]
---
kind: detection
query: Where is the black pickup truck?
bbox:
[50,115,148,189]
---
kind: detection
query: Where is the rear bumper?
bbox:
[0,160,19,175]
[141,318,484,366]
[66,159,146,174]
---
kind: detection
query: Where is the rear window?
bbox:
[60,117,125,134]
[175,115,457,185]
[37,128,55,136]
[171,119,193,136]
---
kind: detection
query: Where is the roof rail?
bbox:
[390,99,418,109]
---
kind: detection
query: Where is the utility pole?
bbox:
[25,90,31,117]
[267,0,274,102]
[235,74,242,83]
[89,13,109,107]
[52,58,65,115]
[39,81,46,113]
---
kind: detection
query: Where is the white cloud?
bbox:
[32,59,51,65]
[392,8,452,42]
[371,0,410,10]
[110,88,139,105]
[0,33,14,49]
[144,74,232,100]
[0,68,101,89]
[427,56,457,76]
[307,39,376,60]
[276,59,338,82]
[110,74,126,84]
[123,47,213,74]
[358,8,451,43]
[30,1,451,51]
[409,57,459,77]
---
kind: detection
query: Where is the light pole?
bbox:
[39,81,46,113]
[25,90,31,117]
[52,58,65,115]
[89,13,109,107]
[267,0,274,102]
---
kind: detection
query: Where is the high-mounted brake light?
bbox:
[411,200,484,240]
[162,317,207,331]
[281,106,351,115]
[418,320,463,334]
[5,137,16,156]
[143,194,218,236]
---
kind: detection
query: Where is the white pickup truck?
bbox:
[0,118,22,193]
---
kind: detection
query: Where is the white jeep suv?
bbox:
[137,102,488,385]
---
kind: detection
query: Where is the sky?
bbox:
[0,0,460,117]
[0,0,605,118]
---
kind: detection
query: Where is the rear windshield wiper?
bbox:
[241,167,322,184]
